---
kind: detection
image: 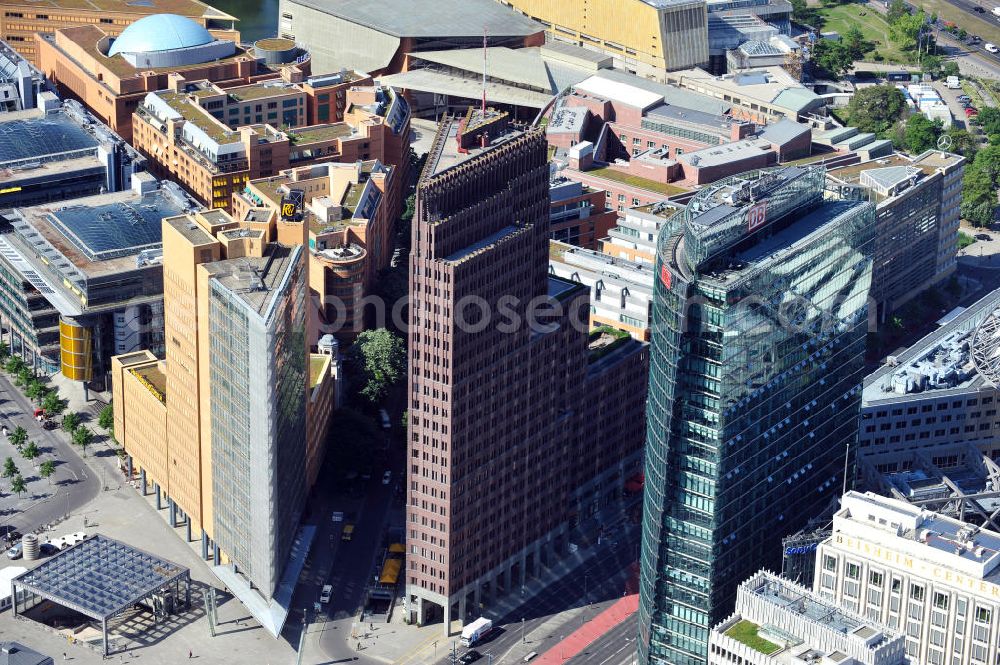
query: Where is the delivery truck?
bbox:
[460,617,493,647]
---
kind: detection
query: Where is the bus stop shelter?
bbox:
[11,534,190,656]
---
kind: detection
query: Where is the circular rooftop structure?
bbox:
[108,14,214,56]
[972,306,1000,385]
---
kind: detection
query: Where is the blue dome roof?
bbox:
[108,14,214,56]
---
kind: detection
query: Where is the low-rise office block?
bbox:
[133,84,409,212]
[0,96,145,208]
[0,173,197,382]
[710,571,906,665]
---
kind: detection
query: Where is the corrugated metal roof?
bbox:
[287,0,543,38]
[378,69,553,108]
[759,117,809,145]
[412,47,553,92]
[589,68,731,115]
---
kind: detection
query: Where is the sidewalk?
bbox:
[360,501,639,665]
[535,595,638,665]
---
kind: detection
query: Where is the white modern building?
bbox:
[816,491,1000,665]
[548,201,682,340]
[710,570,906,665]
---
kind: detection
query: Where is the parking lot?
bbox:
[959,223,1000,270]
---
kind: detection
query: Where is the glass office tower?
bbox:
[638,166,875,665]
[207,243,308,597]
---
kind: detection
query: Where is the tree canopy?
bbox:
[98,404,114,430]
[945,127,978,159]
[10,474,26,497]
[889,9,924,50]
[41,391,65,417]
[21,441,40,461]
[847,86,907,135]
[904,113,943,154]
[347,328,407,405]
[974,107,1000,142]
[9,426,26,449]
[961,146,1000,227]
[62,412,81,433]
[812,40,854,79]
[39,460,55,483]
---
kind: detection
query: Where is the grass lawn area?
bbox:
[588,167,687,196]
[958,231,976,250]
[726,620,782,655]
[818,4,913,64]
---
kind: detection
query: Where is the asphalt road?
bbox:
[566,616,638,665]
[282,402,404,664]
[0,372,99,541]
[436,523,640,665]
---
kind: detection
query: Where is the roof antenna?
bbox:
[482,26,488,117]
[481,26,488,148]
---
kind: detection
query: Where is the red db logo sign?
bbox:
[660,264,672,289]
[748,202,767,232]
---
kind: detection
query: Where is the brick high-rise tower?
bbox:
[406,111,648,631]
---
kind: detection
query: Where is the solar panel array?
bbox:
[0,114,97,165]
[47,193,187,262]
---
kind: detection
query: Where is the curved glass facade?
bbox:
[638,167,876,665]
[59,318,93,381]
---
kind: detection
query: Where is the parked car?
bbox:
[957,94,971,101]
[341,524,355,542]
[382,470,392,485]
[6,542,22,559]
[39,542,57,556]
[378,408,391,430]
[986,43,999,53]
[966,107,979,116]
[319,584,333,604]
[331,511,344,523]
[976,233,993,241]
[459,651,482,664]
[975,5,986,12]
[0,526,21,544]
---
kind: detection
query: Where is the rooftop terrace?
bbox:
[13,0,236,18]
[226,82,298,102]
[131,363,167,402]
[585,166,687,196]
[288,123,355,145]
[156,90,237,143]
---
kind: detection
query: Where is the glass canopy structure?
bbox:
[11,535,191,656]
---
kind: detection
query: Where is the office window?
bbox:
[911,584,925,602]
[933,592,949,610]
[823,555,837,571]
[870,571,884,587]
[846,562,860,580]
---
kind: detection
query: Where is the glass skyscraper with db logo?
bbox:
[638,165,876,665]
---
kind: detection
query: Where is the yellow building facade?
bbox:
[501,0,708,76]
[111,207,335,629]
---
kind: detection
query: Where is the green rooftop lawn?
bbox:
[587,167,687,196]
[726,620,782,655]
